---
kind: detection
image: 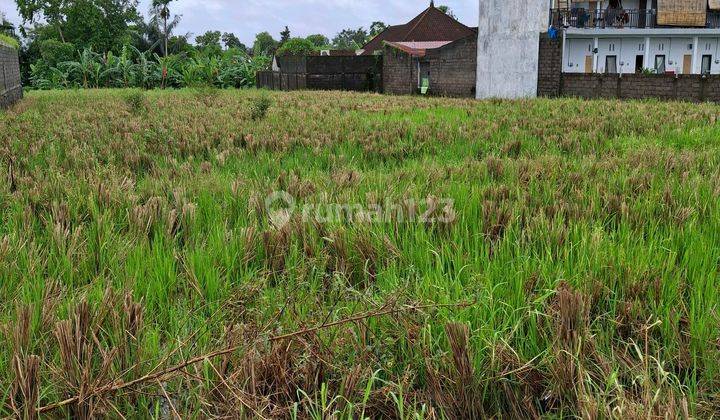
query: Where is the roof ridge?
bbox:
[402,6,433,41]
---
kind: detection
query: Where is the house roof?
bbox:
[360,4,476,55]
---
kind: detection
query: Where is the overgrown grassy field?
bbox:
[2,89,720,418]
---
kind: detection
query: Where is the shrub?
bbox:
[250,94,272,120]
[125,90,146,115]
[276,38,316,56]
[39,40,76,68]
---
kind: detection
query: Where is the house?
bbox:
[374,2,479,97]
[552,0,720,74]
[360,1,476,56]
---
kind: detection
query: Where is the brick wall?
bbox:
[0,44,22,109]
[383,35,477,98]
[537,32,720,102]
[560,73,720,102]
[537,34,563,97]
[382,46,415,95]
[426,35,477,97]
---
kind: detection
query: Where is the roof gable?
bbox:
[361,5,475,54]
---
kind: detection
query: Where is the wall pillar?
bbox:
[645,37,651,71]
[593,37,599,73]
[692,36,700,74]
[476,0,548,99]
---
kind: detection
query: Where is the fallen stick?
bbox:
[37,300,471,414]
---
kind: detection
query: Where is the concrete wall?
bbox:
[476,0,548,99]
[0,44,22,109]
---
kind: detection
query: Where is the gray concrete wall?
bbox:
[476,0,548,99]
[0,43,22,109]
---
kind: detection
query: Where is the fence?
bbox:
[256,55,383,92]
[0,44,22,108]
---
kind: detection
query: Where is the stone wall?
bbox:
[0,44,22,109]
[537,33,720,102]
[383,35,477,98]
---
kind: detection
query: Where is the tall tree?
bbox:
[222,32,247,52]
[195,30,221,55]
[369,21,387,37]
[279,25,290,46]
[253,31,277,56]
[151,0,173,57]
[437,5,457,19]
[16,0,139,50]
[16,0,68,41]
[305,34,329,48]
[332,28,368,50]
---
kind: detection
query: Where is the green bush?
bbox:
[40,40,76,68]
[249,94,271,120]
[276,38,316,56]
[124,90,146,115]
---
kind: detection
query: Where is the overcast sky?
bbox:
[0,0,478,46]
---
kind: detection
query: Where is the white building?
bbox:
[553,0,720,75]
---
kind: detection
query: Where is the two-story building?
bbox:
[552,0,720,75]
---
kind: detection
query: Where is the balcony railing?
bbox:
[551,8,657,29]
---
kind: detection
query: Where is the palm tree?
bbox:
[151,0,174,57]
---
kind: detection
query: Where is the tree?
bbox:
[196,30,221,54]
[437,5,457,19]
[16,0,139,51]
[369,21,387,37]
[151,0,174,57]
[222,32,247,52]
[253,31,277,56]
[16,0,69,41]
[279,26,291,46]
[305,34,329,48]
[332,28,368,50]
[275,38,315,56]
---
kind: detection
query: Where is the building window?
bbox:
[702,55,712,75]
[606,55,618,74]
[655,55,666,74]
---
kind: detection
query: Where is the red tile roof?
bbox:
[361,5,476,55]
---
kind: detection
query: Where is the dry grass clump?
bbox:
[1,89,720,418]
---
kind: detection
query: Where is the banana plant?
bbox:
[62,48,100,89]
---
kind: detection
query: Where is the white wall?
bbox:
[565,35,720,74]
[699,38,720,73]
[565,38,594,72]
[476,0,548,99]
